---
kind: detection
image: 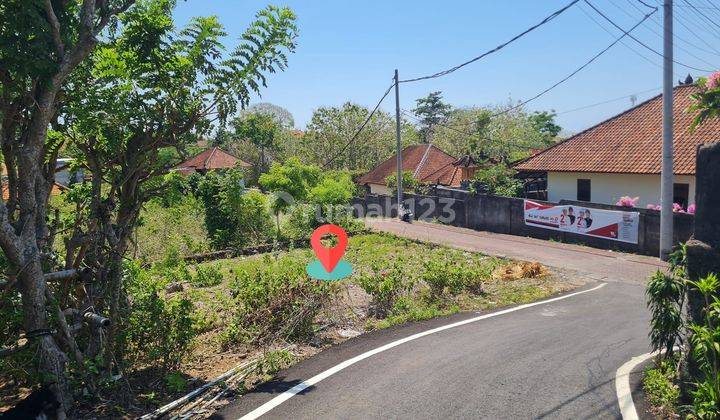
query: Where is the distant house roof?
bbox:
[514,84,720,176]
[174,147,252,175]
[358,144,462,187]
[2,182,66,200]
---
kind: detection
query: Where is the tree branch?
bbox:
[44,0,65,57]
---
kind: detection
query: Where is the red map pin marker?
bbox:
[310,224,348,273]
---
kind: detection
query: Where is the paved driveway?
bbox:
[214,220,666,419]
[366,219,666,284]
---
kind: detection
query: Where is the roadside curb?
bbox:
[616,349,673,420]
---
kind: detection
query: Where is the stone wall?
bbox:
[353,191,695,257]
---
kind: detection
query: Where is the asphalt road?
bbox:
[214,220,665,419]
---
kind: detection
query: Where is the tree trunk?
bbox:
[17,252,72,414]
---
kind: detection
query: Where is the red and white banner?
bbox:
[523,200,640,244]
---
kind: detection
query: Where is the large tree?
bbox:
[0,1,136,413]
[231,112,284,174]
[300,102,417,171]
[413,91,453,143]
[1,0,297,413]
[432,103,559,162]
[242,102,295,129]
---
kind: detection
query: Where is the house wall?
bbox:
[547,172,696,207]
[368,183,392,196]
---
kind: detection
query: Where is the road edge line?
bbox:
[238,282,608,420]
[615,350,662,420]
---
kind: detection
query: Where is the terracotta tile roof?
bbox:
[514,84,720,175]
[358,144,461,187]
[174,147,252,174]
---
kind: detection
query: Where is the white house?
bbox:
[515,83,720,209]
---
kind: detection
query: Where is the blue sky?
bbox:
[174,0,720,134]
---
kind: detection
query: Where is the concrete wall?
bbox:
[354,192,695,257]
[547,172,696,207]
[368,183,392,196]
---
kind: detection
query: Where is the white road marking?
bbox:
[615,349,670,420]
[238,283,608,420]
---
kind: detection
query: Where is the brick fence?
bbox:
[352,191,694,257]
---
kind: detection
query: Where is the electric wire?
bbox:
[626,0,720,56]
[577,2,676,75]
[408,8,657,134]
[584,0,714,72]
[606,0,719,67]
[556,86,662,114]
[682,0,720,32]
[398,0,581,83]
[663,0,720,43]
[322,81,395,168]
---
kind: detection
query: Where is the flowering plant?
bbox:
[616,196,640,207]
[690,71,720,130]
[673,203,686,213]
[708,71,720,89]
[646,203,695,214]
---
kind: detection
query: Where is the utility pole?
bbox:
[394,69,403,219]
[660,0,674,259]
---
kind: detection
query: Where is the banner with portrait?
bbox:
[523,200,640,244]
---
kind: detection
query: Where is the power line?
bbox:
[625,0,720,56]
[413,7,658,132]
[398,0,581,83]
[584,0,714,72]
[671,2,720,8]
[484,6,659,120]
[322,81,395,168]
[666,0,720,43]
[682,0,720,33]
[556,86,662,114]
[698,0,720,19]
[578,2,673,75]
[606,0,720,67]
[658,1,720,54]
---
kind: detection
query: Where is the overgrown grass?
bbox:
[135,197,211,262]
[189,233,560,338]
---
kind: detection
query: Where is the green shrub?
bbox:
[357,261,411,318]
[308,174,355,206]
[192,264,223,288]
[259,349,297,376]
[197,170,273,249]
[643,359,679,417]
[153,243,192,285]
[385,170,417,192]
[646,246,687,359]
[135,197,210,262]
[686,274,720,419]
[369,296,459,330]
[422,256,464,298]
[284,203,364,240]
[226,254,332,345]
[159,172,192,208]
[470,163,522,197]
[124,262,195,372]
[421,253,487,298]
[164,371,187,394]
